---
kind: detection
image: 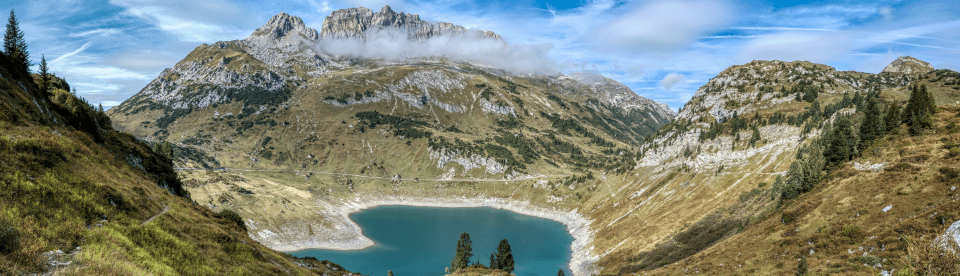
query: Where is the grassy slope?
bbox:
[648,106,960,275]
[0,54,354,275]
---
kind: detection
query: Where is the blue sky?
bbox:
[5,0,960,111]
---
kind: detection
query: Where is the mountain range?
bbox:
[3,5,960,276]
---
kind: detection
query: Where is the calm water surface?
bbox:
[289,206,573,276]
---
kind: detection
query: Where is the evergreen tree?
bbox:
[494,239,514,272]
[923,84,937,114]
[799,142,826,192]
[38,54,49,95]
[489,253,498,270]
[4,10,29,74]
[450,232,473,272]
[558,269,565,276]
[884,101,901,134]
[749,125,761,147]
[905,84,936,134]
[858,96,884,146]
[825,117,857,166]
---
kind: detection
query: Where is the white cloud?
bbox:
[71,82,122,94]
[69,28,122,38]
[659,73,685,90]
[50,42,92,65]
[109,0,252,42]
[320,29,559,75]
[588,0,737,55]
[60,66,150,81]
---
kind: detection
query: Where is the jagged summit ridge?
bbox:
[882,56,934,74]
[319,5,502,41]
[249,12,319,41]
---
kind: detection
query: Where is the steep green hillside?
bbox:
[0,53,354,275]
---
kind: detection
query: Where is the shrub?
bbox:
[0,219,20,255]
[853,255,880,266]
[940,167,959,181]
[840,225,860,239]
[949,147,960,158]
[216,210,246,231]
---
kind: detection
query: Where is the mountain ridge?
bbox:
[320,5,502,41]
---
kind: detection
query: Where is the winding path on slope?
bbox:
[142,204,169,226]
[174,167,566,182]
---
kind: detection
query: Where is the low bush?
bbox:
[216,210,247,231]
[840,225,860,240]
[0,219,20,255]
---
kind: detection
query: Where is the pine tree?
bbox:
[923,84,937,114]
[489,253,498,270]
[450,232,473,272]
[4,10,29,74]
[905,84,936,134]
[884,101,901,134]
[826,117,857,166]
[858,96,884,146]
[749,125,761,147]
[558,269,565,276]
[38,54,49,95]
[909,111,921,136]
[494,239,514,272]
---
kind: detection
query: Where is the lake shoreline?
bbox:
[256,194,600,276]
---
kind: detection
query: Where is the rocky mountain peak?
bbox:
[882,56,934,74]
[320,5,501,41]
[249,12,319,41]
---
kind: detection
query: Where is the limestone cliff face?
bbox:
[320,5,502,41]
[882,56,934,74]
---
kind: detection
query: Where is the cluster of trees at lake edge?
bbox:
[443,232,567,276]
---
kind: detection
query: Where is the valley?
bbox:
[104,7,960,276]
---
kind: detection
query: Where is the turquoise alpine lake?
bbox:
[289,205,574,276]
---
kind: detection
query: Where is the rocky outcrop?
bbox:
[429,147,507,175]
[936,219,960,254]
[882,56,934,74]
[320,5,502,41]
